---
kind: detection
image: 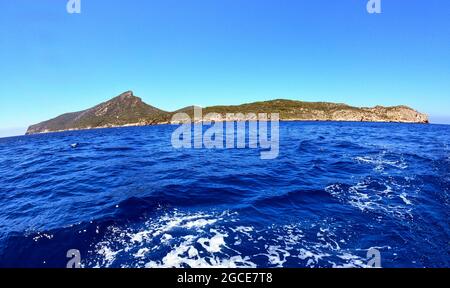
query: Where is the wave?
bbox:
[85,208,371,268]
[0,122,449,267]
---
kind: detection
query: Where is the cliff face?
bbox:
[200,100,429,124]
[26,92,428,134]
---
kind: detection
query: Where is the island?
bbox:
[26,91,429,135]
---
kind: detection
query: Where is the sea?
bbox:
[0,121,448,268]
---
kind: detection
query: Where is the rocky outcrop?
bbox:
[26,92,428,134]
[201,100,428,124]
[26,91,169,135]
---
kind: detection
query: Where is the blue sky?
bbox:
[0,0,449,136]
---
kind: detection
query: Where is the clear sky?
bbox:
[0,0,449,137]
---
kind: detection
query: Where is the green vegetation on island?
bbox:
[26,91,429,135]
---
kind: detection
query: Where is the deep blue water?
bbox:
[0,122,449,268]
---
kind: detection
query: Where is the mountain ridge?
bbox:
[26,91,429,135]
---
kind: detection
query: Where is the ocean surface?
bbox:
[0,122,448,268]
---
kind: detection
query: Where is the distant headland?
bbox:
[26,91,429,135]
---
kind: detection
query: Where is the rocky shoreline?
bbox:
[26,91,429,135]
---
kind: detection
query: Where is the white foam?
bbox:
[298,248,329,265]
[399,193,412,205]
[183,218,217,229]
[32,233,53,242]
[96,246,121,267]
[134,248,149,259]
[87,208,372,268]
[325,177,414,219]
[188,246,199,258]
[198,230,227,253]
[355,153,408,172]
[265,245,290,267]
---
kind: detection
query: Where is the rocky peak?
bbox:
[107,91,144,108]
[117,90,134,99]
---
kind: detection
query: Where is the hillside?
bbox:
[26,92,429,134]
[26,91,170,134]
